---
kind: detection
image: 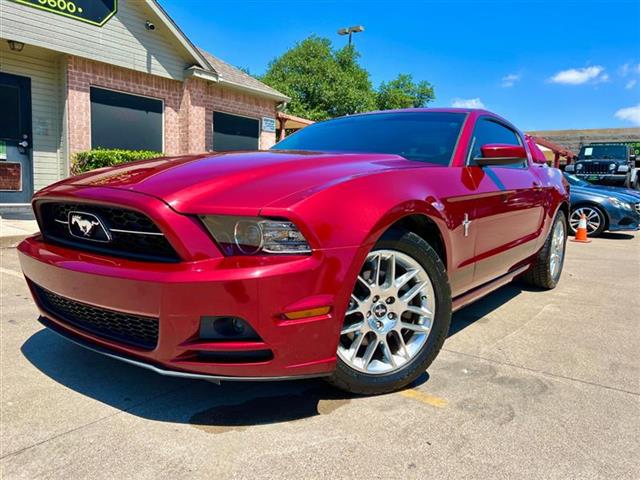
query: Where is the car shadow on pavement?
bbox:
[20,328,428,429]
[448,282,537,338]
[597,232,636,240]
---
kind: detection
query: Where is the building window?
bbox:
[213,111,259,151]
[90,87,163,152]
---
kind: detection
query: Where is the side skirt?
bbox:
[451,264,530,313]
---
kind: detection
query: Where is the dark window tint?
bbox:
[468,118,522,165]
[90,87,163,151]
[272,112,465,165]
[578,144,626,160]
[213,112,259,151]
[0,85,20,140]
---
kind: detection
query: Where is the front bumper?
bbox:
[605,205,640,232]
[18,234,364,380]
[574,173,627,184]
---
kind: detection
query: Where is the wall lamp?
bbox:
[8,40,25,52]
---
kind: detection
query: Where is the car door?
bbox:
[465,117,545,288]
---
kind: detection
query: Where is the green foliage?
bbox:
[376,74,435,110]
[72,149,162,174]
[261,36,435,121]
[261,36,376,121]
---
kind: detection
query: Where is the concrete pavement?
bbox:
[1,232,638,479]
[0,207,38,248]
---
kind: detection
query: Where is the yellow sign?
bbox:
[11,0,117,27]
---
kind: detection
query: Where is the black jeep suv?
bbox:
[565,143,639,190]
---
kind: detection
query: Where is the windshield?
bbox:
[578,144,626,160]
[271,112,466,165]
[563,172,590,187]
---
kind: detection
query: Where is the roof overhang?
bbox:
[185,67,290,103]
[145,0,214,72]
[277,112,314,129]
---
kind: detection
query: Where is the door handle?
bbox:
[18,140,29,149]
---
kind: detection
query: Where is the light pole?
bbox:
[337,25,365,46]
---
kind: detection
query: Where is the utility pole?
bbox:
[337,25,365,46]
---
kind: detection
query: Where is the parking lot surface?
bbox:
[1,233,639,479]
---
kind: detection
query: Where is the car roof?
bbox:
[354,107,492,115]
[337,108,518,133]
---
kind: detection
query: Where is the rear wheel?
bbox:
[569,205,606,237]
[522,210,567,289]
[326,230,451,395]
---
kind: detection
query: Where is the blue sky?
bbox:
[161,0,640,131]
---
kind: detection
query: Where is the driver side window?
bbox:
[468,119,524,166]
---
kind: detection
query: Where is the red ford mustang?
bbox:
[18,109,569,394]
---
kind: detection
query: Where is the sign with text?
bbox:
[11,0,117,26]
[262,117,276,133]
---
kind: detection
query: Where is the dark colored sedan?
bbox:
[563,172,640,236]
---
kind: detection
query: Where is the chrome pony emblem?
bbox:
[68,211,111,242]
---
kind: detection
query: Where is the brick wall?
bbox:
[66,56,277,160]
[204,84,277,150]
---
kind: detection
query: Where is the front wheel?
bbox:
[326,230,451,395]
[569,205,606,237]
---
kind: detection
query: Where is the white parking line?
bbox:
[0,267,24,279]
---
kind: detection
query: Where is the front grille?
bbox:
[577,162,610,175]
[32,282,159,350]
[37,202,180,262]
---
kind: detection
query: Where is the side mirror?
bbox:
[475,144,527,166]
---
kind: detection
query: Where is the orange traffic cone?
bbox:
[571,213,591,243]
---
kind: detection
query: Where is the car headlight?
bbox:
[609,163,617,171]
[200,215,312,256]
[608,197,632,210]
[576,163,583,171]
[565,164,575,172]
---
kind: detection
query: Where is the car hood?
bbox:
[61,150,418,214]
[571,184,640,204]
[590,184,640,200]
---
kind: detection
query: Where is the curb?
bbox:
[1,235,30,249]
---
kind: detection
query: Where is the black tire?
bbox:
[326,229,452,395]
[568,205,606,237]
[521,210,567,290]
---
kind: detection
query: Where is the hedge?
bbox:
[72,148,163,174]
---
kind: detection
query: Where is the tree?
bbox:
[376,74,435,110]
[261,36,376,121]
[261,36,435,120]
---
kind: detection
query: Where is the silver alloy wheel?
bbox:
[549,219,566,280]
[337,249,435,375]
[569,207,601,234]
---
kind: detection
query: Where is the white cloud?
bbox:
[619,63,640,76]
[549,66,608,85]
[619,63,631,76]
[501,73,521,87]
[615,104,640,126]
[451,97,485,109]
[626,79,637,89]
